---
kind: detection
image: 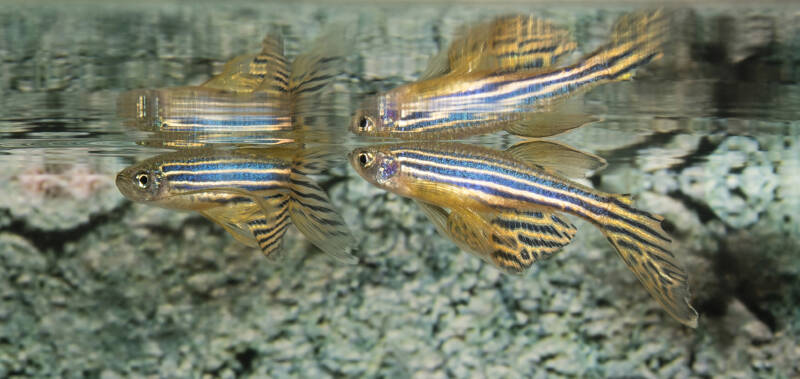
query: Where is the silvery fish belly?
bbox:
[116,147,356,263]
[117,87,293,133]
[350,10,666,139]
[350,140,697,327]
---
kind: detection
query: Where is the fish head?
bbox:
[349,146,404,193]
[349,94,399,136]
[115,159,169,204]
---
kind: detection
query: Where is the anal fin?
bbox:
[417,202,577,276]
[486,211,577,275]
[247,197,291,261]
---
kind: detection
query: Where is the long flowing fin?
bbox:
[485,210,577,274]
[505,139,607,179]
[203,33,290,94]
[288,162,357,264]
[417,202,576,275]
[598,201,698,327]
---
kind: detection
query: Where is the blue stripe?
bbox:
[163,162,286,172]
[171,116,286,127]
[169,171,289,183]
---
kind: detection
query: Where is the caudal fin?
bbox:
[599,198,698,327]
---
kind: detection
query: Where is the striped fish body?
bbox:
[117,87,293,133]
[116,147,356,262]
[350,10,666,138]
[115,147,295,209]
[350,141,697,327]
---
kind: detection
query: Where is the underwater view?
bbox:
[1,1,799,377]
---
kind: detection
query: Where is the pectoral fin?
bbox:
[199,207,259,248]
[505,139,607,179]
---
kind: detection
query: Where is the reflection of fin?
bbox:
[578,10,667,86]
[474,15,577,72]
[444,15,577,76]
[288,168,357,264]
[203,33,289,94]
[292,146,337,176]
[418,49,451,81]
[598,201,698,327]
[505,139,607,179]
[289,25,351,114]
[504,112,599,138]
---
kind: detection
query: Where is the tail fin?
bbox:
[599,201,698,327]
[287,152,358,264]
[289,25,351,111]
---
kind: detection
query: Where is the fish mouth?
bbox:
[115,170,137,199]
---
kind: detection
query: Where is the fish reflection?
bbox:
[117,146,357,263]
[350,141,698,327]
[118,30,347,139]
[351,10,666,139]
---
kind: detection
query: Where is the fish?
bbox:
[350,10,666,139]
[349,141,698,327]
[116,146,357,263]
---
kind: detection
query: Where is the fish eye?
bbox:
[358,153,370,166]
[135,172,150,189]
[358,116,373,131]
[160,122,168,129]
